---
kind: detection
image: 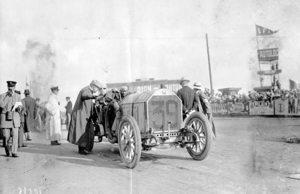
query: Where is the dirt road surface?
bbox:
[1,117,300,194]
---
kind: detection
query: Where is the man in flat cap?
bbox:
[65,97,72,131]
[177,77,199,119]
[45,86,61,145]
[0,81,22,157]
[22,89,36,141]
[67,80,107,155]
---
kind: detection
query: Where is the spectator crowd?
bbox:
[204,88,299,104]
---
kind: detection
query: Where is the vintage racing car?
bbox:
[93,89,213,168]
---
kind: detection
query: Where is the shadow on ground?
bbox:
[7,141,125,169]
[14,140,192,168]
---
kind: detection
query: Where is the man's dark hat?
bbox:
[66,97,70,100]
[50,86,59,91]
[7,81,17,87]
[24,89,30,95]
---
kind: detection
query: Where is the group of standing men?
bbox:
[0,78,124,157]
[0,80,70,157]
[1,77,213,158]
[177,77,216,138]
[0,81,38,157]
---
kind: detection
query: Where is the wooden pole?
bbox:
[206,34,214,97]
[255,26,263,87]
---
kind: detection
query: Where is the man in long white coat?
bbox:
[45,86,61,145]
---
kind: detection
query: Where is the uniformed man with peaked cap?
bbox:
[0,81,22,157]
[45,86,61,145]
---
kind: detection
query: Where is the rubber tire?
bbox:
[86,123,95,152]
[118,115,141,169]
[185,112,212,161]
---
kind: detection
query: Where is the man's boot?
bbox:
[78,146,88,155]
[4,145,10,156]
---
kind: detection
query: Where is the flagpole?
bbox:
[255,25,263,87]
[206,33,214,97]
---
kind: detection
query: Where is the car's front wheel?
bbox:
[185,112,212,160]
[118,115,141,168]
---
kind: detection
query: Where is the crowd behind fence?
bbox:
[204,88,299,104]
[203,87,300,116]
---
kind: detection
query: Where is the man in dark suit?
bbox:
[22,89,36,141]
[65,97,73,130]
[0,81,22,157]
[177,77,199,119]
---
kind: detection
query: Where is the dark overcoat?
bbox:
[67,86,95,146]
[177,85,199,113]
[22,96,36,132]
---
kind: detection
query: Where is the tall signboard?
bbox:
[255,25,280,88]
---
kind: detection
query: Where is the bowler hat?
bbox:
[193,82,202,90]
[7,81,17,87]
[179,77,190,85]
[24,89,30,95]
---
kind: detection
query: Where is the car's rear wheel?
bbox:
[185,112,212,160]
[118,115,141,169]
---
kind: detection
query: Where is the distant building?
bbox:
[107,78,181,93]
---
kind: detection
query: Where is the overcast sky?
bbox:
[1,0,300,107]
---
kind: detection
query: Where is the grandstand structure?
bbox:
[218,88,241,96]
